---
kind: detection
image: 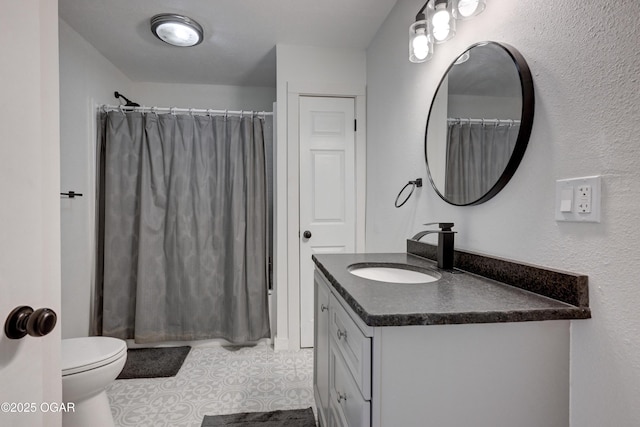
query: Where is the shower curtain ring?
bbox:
[118,105,124,114]
[224,109,228,120]
[240,110,244,118]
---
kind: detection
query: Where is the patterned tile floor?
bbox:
[107,343,315,427]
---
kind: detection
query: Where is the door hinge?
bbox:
[354,119,357,132]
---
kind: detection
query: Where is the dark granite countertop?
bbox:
[312,252,591,327]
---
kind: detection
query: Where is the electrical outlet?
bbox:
[577,185,591,213]
[555,176,601,222]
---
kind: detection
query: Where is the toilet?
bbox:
[61,337,127,427]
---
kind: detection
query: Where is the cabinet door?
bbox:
[329,294,371,399]
[314,271,331,426]
[329,340,371,427]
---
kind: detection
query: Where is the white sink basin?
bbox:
[348,263,440,284]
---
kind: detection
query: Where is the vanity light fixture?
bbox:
[150,14,204,47]
[409,0,486,63]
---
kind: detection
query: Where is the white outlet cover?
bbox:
[555,176,601,222]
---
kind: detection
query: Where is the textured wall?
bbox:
[366,0,640,425]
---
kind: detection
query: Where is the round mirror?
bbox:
[425,42,534,206]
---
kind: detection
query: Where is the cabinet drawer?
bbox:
[329,294,371,400]
[330,343,371,427]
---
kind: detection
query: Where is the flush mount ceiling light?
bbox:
[409,0,486,63]
[150,14,203,47]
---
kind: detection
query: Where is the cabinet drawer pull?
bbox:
[336,329,347,340]
[321,304,328,312]
[336,392,347,403]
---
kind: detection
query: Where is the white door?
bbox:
[0,2,62,426]
[299,96,356,348]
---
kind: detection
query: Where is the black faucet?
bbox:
[411,222,456,270]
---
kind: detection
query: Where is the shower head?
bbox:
[114,91,140,107]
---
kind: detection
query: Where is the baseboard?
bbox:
[273,336,290,352]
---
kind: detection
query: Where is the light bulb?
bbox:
[156,23,200,47]
[433,25,451,41]
[453,0,486,19]
[457,0,479,17]
[432,9,451,27]
[412,31,430,60]
[431,5,452,42]
[409,19,432,63]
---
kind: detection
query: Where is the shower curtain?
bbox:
[445,122,519,204]
[94,111,270,344]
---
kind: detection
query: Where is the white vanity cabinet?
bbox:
[314,268,572,427]
[314,271,331,427]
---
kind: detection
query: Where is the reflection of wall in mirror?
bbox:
[448,94,521,119]
[426,75,449,192]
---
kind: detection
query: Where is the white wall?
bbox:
[274,44,367,350]
[131,82,275,112]
[59,18,132,338]
[59,19,276,338]
[366,1,640,425]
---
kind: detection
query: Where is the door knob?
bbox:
[5,306,57,339]
[303,230,312,239]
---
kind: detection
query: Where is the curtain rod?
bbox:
[100,104,273,117]
[447,118,521,125]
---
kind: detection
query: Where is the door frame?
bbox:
[281,82,366,350]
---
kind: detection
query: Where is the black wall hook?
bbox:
[60,191,83,199]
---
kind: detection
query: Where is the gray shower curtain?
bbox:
[445,122,519,204]
[95,111,270,344]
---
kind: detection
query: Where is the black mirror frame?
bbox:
[424,41,535,206]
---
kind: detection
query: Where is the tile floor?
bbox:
[107,343,315,427]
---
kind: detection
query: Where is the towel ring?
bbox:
[394,178,423,208]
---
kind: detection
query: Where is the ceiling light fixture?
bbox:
[150,14,204,47]
[409,0,486,63]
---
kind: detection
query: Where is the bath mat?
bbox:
[117,346,191,379]
[201,407,316,427]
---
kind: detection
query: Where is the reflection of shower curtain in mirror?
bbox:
[445,123,519,204]
[95,111,270,344]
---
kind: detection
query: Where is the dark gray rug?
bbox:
[201,408,316,427]
[116,346,191,379]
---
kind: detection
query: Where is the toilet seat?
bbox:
[62,337,127,377]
